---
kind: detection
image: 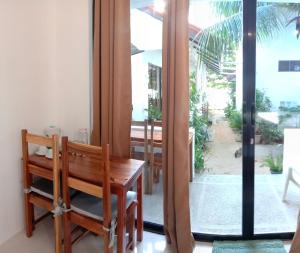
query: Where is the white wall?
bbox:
[131,50,162,121]
[256,26,300,109]
[0,0,91,245]
[0,0,57,245]
[236,26,300,111]
[55,0,91,140]
[132,53,149,120]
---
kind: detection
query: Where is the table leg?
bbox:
[137,174,143,241]
[117,188,126,253]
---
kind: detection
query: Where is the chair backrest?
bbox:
[131,120,149,161]
[61,137,111,225]
[283,129,300,174]
[21,129,60,204]
[149,119,163,149]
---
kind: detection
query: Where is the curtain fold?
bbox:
[162,0,194,252]
[92,0,132,158]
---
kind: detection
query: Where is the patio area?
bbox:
[143,173,300,235]
[143,114,300,235]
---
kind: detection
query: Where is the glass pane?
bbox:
[189,0,242,235]
[254,1,300,234]
[130,0,164,225]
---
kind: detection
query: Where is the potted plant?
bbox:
[261,154,283,174]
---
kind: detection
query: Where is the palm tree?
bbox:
[192,1,300,72]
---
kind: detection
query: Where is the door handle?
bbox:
[251,103,256,126]
[243,101,247,124]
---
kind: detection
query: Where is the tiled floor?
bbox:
[0,217,292,253]
[144,173,300,235]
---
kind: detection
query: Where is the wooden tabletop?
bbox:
[29,154,145,188]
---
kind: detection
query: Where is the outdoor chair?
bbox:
[130,120,149,161]
[149,119,163,193]
[282,128,300,201]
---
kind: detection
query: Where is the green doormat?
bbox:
[213,240,286,253]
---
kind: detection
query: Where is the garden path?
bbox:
[204,111,279,175]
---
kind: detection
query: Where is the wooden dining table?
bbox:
[28,154,145,253]
[130,127,195,181]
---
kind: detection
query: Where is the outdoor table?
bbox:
[130,127,195,181]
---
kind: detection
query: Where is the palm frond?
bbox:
[193,10,242,72]
[211,1,242,17]
[192,3,290,72]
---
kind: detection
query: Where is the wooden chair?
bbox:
[149,120,163,194]
[62,138,137,253]
[21,129,61,253]
[130,120,149,162]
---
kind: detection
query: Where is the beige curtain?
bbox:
[162,0,194,252]
[290,210,300,253]
[92,0,132,158]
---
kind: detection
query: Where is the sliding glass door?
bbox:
[254,0,300,235]
[129,0,299,241]
[130,0,164,228]
[190,0,299,240]
[189,0,243,236]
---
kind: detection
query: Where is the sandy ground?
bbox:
[204,112,281,175]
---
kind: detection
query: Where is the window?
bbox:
[278,60,300,72]
[148,63,162,111]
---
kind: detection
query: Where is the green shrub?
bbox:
[145,104,162,120]
[189,73,209,171]
[258,121,283,144]
[224,103,235,119]
[194,146,204,171]
[256,89,272,112]
[228,110,242,132]
[261,154,283,173]
[278,105,300,112]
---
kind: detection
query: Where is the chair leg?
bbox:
[148,166,153,195]
[54,215,62,253]
[282,177,290,201]
[154,167,160,183]
[126,201,137,251]
[24,194,34,237]
[130,212,136,250]
[103,232,112,253]
[63,214,72,253]
[283,167,292,201]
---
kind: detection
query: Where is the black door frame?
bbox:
[144,0,295,241]
[242,0,256,239]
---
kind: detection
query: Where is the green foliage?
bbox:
[224,81,236,117]
[278,113,292,124]
[194,2,289,72]
[228,110,242,132]
[190,72,200,114]
[145,104,162,120]
[256,89,272,112]
[224,103,235,119]
[254,89,283,143]
[194,146,205,170]
[258,121,283,144]
[279,105,300,112]
[189,73,209,171]
[261,154,283,173]
[224,80,241,133]
[207,72,233,89]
